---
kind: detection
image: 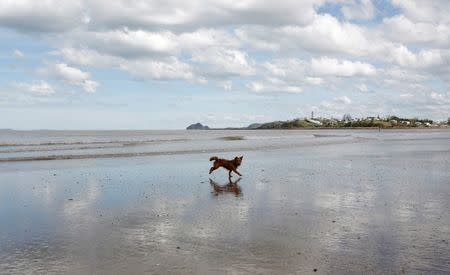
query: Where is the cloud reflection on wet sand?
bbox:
[0,134,449,274]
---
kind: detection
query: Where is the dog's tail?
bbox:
[209,156,218,161]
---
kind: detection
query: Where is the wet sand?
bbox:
[0,133,449,274]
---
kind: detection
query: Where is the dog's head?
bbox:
[234,156,243,166]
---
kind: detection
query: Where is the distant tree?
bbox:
[342,114,352,122]
[448,117,450,125]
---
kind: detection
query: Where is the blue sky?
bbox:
[1,0,449,129]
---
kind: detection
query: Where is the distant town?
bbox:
[188,115,450,130]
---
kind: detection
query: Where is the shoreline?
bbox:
[1,129,449,163]
[208,126,450,130]
[0,137,365,162]
[1,127,449,132]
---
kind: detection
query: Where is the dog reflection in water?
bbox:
[209,178,242,197]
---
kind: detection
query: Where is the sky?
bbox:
[0,0,449,130]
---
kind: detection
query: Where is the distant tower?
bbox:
[311,111,314,119]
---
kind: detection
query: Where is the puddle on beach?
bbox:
[0,137,449,274]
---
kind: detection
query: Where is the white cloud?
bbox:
[236,13,448,75]
[192,48,254,77]
[305,77,324,85]
[320,96,352,113]
[219,80,233,91]
[248,82,265,93]
[430,91,448,102]
[253,57,376,94]
[82,80,99,93]
[13,49,24,59]
[399,93,414,98]
[262,59,305,78]
[40,63,99,93]
[82,29,179,58]
[119,58,195,80]
[247,81,303,94]
[235,28,280,51]
[337,96,352,105]
[179,29,240,50]
[310,57,376,77]
[382,15,450,46]
[55,48,119,66]
[240,14,375,56]
[0,0,326,33]
[342,0,375,21]
[356,83,368,92]
[389,47,444,68]
[391,0,450,24]
[84,0,323,30]
[12,80,55,95]
[0,0,84,32]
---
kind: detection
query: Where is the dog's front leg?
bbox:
[233,169,242,176]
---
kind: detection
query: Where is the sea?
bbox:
[0,128,449,162]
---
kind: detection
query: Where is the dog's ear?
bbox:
[240,156,243,160]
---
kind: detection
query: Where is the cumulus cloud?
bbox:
[40,63,99,93]
[55,28,243,80]
[255,57,376,93]
[388,47,444,68]
[310,95,358,117]
[247,81,303,94]
[391,0,450,24]
[341,0,375,21]
[310,57,376,76]
[0,0,84,32]
[237,14,375,56]
[382,15,450,46]
[84,0,323,30]
[236,13,448,74]
[81,30,179,58]
[0,0,325,33]
[192,48,254,77]
[119,58,195,80]
[54,47,119,67]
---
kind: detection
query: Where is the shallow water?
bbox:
[0,130,449,274]
[1,128,449,161]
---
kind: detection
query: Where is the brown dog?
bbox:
[209,156,243,177]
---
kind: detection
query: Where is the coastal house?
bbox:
[306,118,323,126]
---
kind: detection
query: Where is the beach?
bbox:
[0,129,449,274]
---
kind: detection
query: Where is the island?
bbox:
[186,122,210,130]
